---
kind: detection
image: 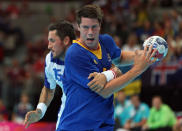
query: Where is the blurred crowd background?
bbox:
[0,0,182,130]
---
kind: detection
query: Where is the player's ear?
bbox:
[63,36,70,46]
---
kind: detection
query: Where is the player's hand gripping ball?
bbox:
[143,36,168,61]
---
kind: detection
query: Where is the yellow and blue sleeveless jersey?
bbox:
[44,52,66,130]
[58,34,121,130]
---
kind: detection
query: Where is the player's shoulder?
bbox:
[45,51,51,59]
[45,52,52,65]
[66,41,88,58]
[99,34,113,42]
[99,34,114,46]
[65,43,90,65]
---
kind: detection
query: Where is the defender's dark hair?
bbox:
[76,4,103,25]
[48,20,76,42]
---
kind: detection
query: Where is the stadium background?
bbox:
[0,0,182,130]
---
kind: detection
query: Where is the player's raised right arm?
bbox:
[89,46,157,98]
[24,86,55,128]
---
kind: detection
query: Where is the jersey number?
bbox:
[53,68,62,81]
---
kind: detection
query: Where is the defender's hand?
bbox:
[88,72,107,93]
[24,109,42,128]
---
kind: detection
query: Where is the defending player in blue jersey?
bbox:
[58,5,157,131]
[24,20,76,129]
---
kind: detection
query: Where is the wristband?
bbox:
[110,69,116,78]
[101,70,116,82]
[37,103,47,118]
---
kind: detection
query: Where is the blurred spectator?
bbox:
[0,99,8,122]
[160,0,173,7]
[3,32,17,55]
[115,22,129,45]
[114,91,131,129]
[6,59,26,107]
[136,19,154,43]
[19,0,32,17]
[123,94,149,131]
[24,64,44,105]
[174,118,182,131]
[142,96,177,131]
[165,34,177,61]
[122,32,141,51]
[153,21,165,37]
[0,41,4,63]
[6,2,20,19]
[113,35,122,48]
[136,4,148,27]
[170,10,182,35]
[178,21,182,36]
[66,8,76,23]
[163,18,174,37]
[12,93,33,124]
[173,35,182,58]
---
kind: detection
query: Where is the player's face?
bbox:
[78,17,101,49]
[48,30,65,59]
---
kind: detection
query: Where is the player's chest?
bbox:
[90,49,112,71]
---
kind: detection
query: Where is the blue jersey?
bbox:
[44,52,66,129]
[57,34,121,130]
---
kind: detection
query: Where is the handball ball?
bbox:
[143,36,168,61]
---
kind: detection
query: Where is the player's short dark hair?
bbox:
[76,4,103,26]
[48,20,76,42]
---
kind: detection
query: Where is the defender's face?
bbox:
[78,17,101,49]
[48,30,65,58]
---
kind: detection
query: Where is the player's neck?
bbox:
[59,55,65,61]
[79,39,99,50]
